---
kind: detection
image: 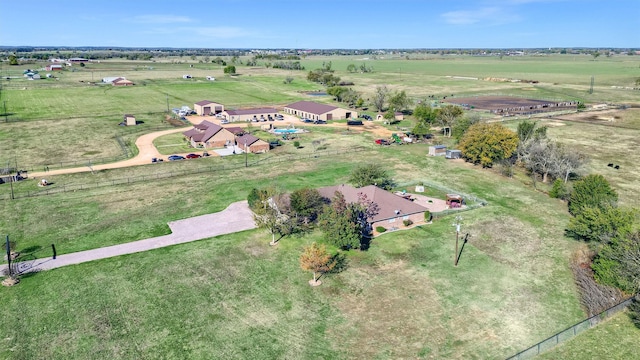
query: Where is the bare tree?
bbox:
[552,144,589,183]
[372,85,389,112]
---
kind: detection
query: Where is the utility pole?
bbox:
[3,100,7,122]
[453,215,462,266]
[166,94,170,112]
[244,138,248,167]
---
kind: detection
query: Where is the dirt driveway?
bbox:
[29,115,394,178]
[30,127,190,178]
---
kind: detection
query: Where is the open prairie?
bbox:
[1,53,639,359]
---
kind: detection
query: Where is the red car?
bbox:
[186,153,201,159]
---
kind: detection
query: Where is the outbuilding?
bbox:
[446,149,462,159]
[194,100,224,116]
[222,107,279,122]
[283,101,357,121]
[428,145,447,156]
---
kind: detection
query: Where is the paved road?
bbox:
[1,201,256,275]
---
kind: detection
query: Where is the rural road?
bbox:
[1,201,256,274]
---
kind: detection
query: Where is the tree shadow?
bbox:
[327,253,348,275]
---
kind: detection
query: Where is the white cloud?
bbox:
[441,7,520,25]
[127,15,194,24]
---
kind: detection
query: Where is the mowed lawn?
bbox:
[0,143,585,359]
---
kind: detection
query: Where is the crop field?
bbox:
[1,53,639,359]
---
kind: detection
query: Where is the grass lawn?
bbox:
[1,53,638,359]
[0,140,586,359]
[538,311,640,359]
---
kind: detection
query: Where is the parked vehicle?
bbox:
[186,153,201,159]
[375,139,390,145]
[168,155,185,161]
[347,120,364,126]
[151,157,164,163]
[275,114,284,120]
[314,120,327,124]
[220,119,229,124]
[301,118,313,123]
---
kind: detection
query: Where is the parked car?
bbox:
[168,155,185,161]
[220,119,229,124]
[151,157,164,163]
[314,120,327,124]
[347,120,364,126]
[186,153,201,159]
[301,118,313,123]
[275,114,284,120]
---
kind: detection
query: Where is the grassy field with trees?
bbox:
[1,52,640,358]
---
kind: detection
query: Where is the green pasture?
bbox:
[538,311,640,359]
[0,53,638,358]
[0,141,585,358]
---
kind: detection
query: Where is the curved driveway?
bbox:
[30,127,190,178]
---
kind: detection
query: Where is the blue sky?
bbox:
[1,0,637,48]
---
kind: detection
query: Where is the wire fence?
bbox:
[506,297,634,360]
[0,146,371,201]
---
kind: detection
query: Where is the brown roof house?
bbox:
[194,100,224,116]
[183,120,235,148]
[318,184,428,233]
[283,101,357,121]
[222,107,279,122]
[113,78,134,86]
[236,134,270,154]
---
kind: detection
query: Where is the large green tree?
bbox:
[458,123,519,167]
[289,188,324,225]
[436,105,464,137]
[348,163,394,190]
[372,85,389,112]
[318,192,363,250]
[388,90,412,112]
[592,231,640,293]
[413,102,437,125]
[566,205,637,244]
[568,174,618,216]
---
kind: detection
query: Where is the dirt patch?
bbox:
[445,96,577,115]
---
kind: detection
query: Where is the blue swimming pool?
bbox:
[273,128,302,134]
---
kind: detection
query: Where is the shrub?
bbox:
[376,226,387,233]
[424,211,432,221]
[293,140,300,148]
[549,179,570,200]
[403,219,413,227]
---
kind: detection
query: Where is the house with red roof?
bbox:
[283,101,357,121]
[236,134,270,154]
[183,120,235,148]
[317,184,428,232]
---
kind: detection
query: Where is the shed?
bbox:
[428,145,447,156]
[124,114,136,126]
[446,149,462,159]
[194,100,224,116]
[446,194,464,208]
[283,101,357,121]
